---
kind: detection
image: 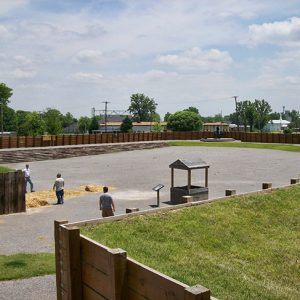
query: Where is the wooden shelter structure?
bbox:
[169,159,209,204]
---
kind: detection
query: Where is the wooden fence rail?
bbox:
[1,132,299,149]
[55,221,212,300]
[0,170,26,215]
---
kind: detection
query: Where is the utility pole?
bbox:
[102,101,110,132]
[232,96,239,131]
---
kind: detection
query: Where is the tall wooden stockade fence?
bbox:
[0,170,25,215]
[55,219,214,300]
[1,131,300,149]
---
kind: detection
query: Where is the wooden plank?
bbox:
[127,258,186,300]
[127,288,148,300]
[81,261,111,299]
[108,249,127,300]
[184,285,210,300]
[0,173,5,214]
[54,220,68,300]
[82,284,107,300]
[81,236,110,273]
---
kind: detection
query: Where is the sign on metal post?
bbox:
[152,184,164,207]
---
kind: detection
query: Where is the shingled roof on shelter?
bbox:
[169,159,209,170]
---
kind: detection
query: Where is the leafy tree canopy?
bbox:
[128,93,157,122]
[120,116,133,133]
[89,116,99,133]
[184,106,199,114]
[43,108,63,135]
[167,111,202,131]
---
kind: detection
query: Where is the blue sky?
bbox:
[1,0,300,118]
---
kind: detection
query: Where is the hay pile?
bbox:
[26,185,105,208]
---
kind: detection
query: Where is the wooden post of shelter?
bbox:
[171,168,174,188]
[187,169,191,192]
[205,168,208,188]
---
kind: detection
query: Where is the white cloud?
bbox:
[249,17,300,46]
[0,25,9,38]
[70,72,104,83]
[74,50,104,63]
[0,0,28,16]
[10,68,37,79]
[157,47,232,72]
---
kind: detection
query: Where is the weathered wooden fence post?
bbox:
[54,220,68,300]
[184,285,210,300]
[262,182,272,190]
[108,248,127,300]
[59,225,82,300]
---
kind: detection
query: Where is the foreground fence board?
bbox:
[0,170,25,215]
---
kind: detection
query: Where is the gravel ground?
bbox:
[0,145,299,299]
[0,275,56,300]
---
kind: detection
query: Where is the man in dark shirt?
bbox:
[99,186,115,217]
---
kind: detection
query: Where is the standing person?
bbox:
[53,173,64,204]
[23,164,34,193]
[99,186,115,217]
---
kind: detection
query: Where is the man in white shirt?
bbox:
[23,164,34,193]
[53,173,64,204]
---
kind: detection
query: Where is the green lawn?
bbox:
[0,253,55,281]
[168,141,300,152]
[0,166,14,173]
[82,185,300,300]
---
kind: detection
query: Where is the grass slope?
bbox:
[168,141,300,152]
[0,166,14,173]
[0,253,55,281]
[82,186,300,300]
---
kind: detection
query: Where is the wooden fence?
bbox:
[55,220,212,300]
[1,131,300,149]
[0,170,26,215]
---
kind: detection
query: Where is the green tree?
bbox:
[254,99,272,131]
[61,112,77,128]
[167,111,202,131]
[120,116,133,133]
[288,110,300,129]
[0,83,13,133]
[43,108,63,135]
[128,93,157,122]
[268,112,280,121]
[3,106,17,132]
[244,101,257,132]
[184,106,199,114]
[16,110,31,136]
[23,112,46,136]
[78,117,91,133]
[164,112,171,122]
[89,116,99,133]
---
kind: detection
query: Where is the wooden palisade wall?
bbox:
[0,170,26,215]
[1,132,300,149]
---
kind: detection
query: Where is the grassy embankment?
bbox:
[168,141,300,152]
[82,185,300,300]
[0,253,55,281]
[0,166,14,173]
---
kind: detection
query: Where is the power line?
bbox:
[232,96,239,130]
[102,101,110,133]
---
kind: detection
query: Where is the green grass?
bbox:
[168,141,300,152]
[0,253,55,281]
[0,166,14,173]
[82,185,300,300]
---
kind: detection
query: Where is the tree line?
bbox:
[1,82,299,136]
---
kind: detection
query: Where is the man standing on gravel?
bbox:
[23,164,34,193]
[53,173,64,204]
[99,186,115,217]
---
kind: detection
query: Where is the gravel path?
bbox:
[0,145,299,299]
